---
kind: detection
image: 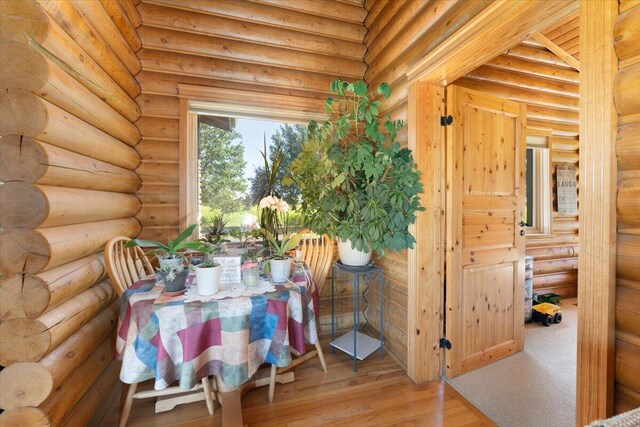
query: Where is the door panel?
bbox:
[445,85,526,378]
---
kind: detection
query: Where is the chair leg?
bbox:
[268,364,277,403]
[201,376,215,415]
[315,341,328,373]
[119,382,138,427]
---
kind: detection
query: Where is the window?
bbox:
[525,131,552,235]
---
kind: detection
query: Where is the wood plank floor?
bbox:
[98,339,494,426]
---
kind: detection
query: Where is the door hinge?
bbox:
[440,115,453,126]
[439,338,452,350]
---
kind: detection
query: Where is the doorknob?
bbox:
[519,221,526,227]
[520,230,525,237]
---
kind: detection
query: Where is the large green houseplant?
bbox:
[287,79,423,264]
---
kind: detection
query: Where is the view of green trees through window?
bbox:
[198,116,306,233]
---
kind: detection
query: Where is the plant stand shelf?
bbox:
[330,263,384,372]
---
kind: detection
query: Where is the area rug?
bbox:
[447,298,577,427]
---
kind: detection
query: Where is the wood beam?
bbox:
[577,0,618,424]
[406,0,578,85]
[531,33,581,71]
[406,82,445,382]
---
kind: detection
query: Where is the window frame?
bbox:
[177,85,327,235]
[525,128,552,236]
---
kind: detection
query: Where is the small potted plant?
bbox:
[287,79,424,265]
[125,224,210,292]
[158,263,189,294]
[262,229,302,282]
[194,259,221,295]
[202,213,229,246]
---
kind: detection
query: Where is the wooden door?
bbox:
[445,85,526,378]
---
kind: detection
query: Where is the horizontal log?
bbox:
[533,271,578,288]
[0,42,140,146]
[0,218,141,275]
[552,219,579,233]
[454,77,579,111]
[615,6,640,62]
[136,139,179,161]
[614,63,640,117]
[617,233,640,282]
[618,178,640,230]
[137,226,179,243]
[136,183,179,204]
[466,65,579,97]
[551,149,580,163]
[0,0,140,122]
[533,257,578,275]
[136,161,180,184]
[615,383,640,415]
[365,0,492,85]
[0,90,141,170]
[138,2,365,58]
[146,0,366,42]
[486,55,580,84]
[0,281,114,365]
[620,0,640,14]
[136,70,329,100]
[138,48,337,95]
[136,94,180,119]
[506,44,576,68]
[254,0,367,24]
[527,104,579,125]
[137,25,366,78]
[60,361,120,427]
[0,303,117,409]
[364,0,445,64]
[526,244,578,260]
[364,0,403,45]
[0,183,141,229]
[135,116,180,140]
[35,0,140,98]
[617,122,640,171]
[22,254,105,319]
[0,337,115,426]
[551,135,580,151]
[616,285,640,337]
[92,0,142,53]
[136,205,180,227]
[615,339,640,395]
[534,284,577,299]
[0,136,141,193]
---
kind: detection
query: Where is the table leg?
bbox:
[215,379,243,427]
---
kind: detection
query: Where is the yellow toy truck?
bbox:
[531,302,563,327]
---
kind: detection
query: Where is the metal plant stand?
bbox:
[330,262,384,372]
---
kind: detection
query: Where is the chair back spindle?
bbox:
[105,236,154,297]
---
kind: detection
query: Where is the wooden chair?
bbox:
[104,236,155,297]
[268,232,333,402]
[104,236,216,426]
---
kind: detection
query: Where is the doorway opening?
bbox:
[438,14,580,427]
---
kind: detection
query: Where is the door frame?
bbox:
[405,1,616,424]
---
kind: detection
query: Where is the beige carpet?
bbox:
[447,298,577,427]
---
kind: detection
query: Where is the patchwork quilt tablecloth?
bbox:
[116,267,318,390]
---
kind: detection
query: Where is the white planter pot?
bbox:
[195,265,221,295]
[269,258,292,283]
[337,239,372,266]
[159,257,183,270]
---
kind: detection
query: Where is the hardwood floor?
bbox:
[98,339,494,426]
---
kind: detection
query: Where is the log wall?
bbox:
[0,0,141,424]
[131,0,368,336]
[614,0,640,414]
[362,0,580,368]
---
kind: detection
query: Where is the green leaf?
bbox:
[377,82,391,99]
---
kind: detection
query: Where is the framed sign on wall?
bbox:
[556,164,578,214]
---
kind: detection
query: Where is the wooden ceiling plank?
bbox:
[531,33,580,71]
[541,9,578,35]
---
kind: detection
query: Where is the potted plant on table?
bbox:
[125,224,210,293]
[286,79,423,266]
[194,259,221,296]
[262,229,302,282]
